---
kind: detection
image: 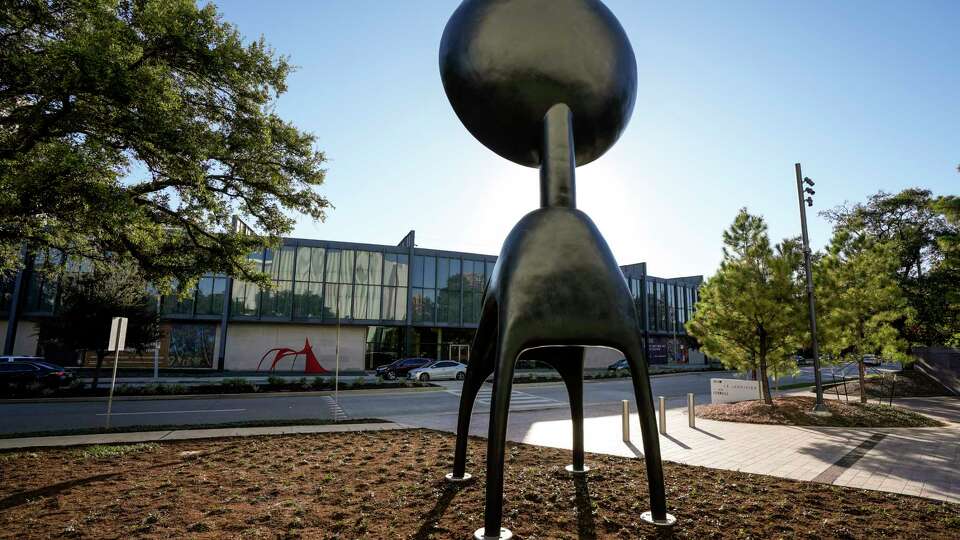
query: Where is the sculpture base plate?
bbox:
[565,464,590,475]
[474,527,513,540]
[641,511,677,527]
[445,472,473,483]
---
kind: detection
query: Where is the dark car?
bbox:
[0,357,75,392]
[607,358,628,372]
[375,357,433,380]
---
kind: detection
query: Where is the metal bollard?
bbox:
[688,393,695,428]
[658,396,666,435]
[621,400,630,442]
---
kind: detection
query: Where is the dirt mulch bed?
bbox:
[697,396,944,427]
[2,430,959,539]
[823,369,954,399]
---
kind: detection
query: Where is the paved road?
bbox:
[0,371,736,435]
[0,364,903,436]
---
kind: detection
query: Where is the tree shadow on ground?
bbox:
[411,481,468,540]
[0,458,184,511]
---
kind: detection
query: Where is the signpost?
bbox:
[105,317,128,428]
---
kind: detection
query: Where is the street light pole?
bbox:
[794,163,829,414]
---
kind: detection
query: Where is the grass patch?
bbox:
[697,396,944,427]
[0,418,388,440]
[76,443,159,460]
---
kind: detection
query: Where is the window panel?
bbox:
[412,255,424,287]
[325,250,341,283]
[262,248,274,278]
[423,257,436,289]
[196,277,214,315]
[396,254,409,286]
[448,259,461,290]
[437,258,449,291]
[309,247,325,282]
[231,281,259,317]
[276,247,295,280]
[339,250,355,284]
[369,252,383,285]
[384,254,399,286]
[209,278,226,315]
[293,282,323,319]
[296,246,312,281]
[355,251,371,285]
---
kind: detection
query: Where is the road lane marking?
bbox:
[446,387,562,410]
[323,396,349,421]
[96,408,246,416]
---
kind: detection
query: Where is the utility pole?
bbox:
[795,163,829,414]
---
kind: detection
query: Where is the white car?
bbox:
[407,361,467,382]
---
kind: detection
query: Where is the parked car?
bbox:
[0,357,75,392]
[862,354,881,366]
[375,357,433,380]
[607,358,628,372]
[408,361,467,382]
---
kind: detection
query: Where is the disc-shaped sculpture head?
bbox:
[440,0,637,168]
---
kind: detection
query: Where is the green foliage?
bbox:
[34,266,162,362]
[818,240,912,362]
[0,0,329,289]
[822,189,958,346]
[220,377,255,393]
[686,209,805,403]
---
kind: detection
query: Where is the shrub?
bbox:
[220,378,256,393]
[266,375,286,387]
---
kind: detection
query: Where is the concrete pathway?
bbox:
[0,422,405,451]
[387,396,960,504]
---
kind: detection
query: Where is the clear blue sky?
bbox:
[215,0,958,278]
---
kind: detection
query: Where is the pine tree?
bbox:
[687,209,805,404]
[817,236,912,403]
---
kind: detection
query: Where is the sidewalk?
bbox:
[0,422,405,451]
[386,396,960,503]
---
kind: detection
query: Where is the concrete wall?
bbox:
[0,320,39,356]
[224,323,365,374]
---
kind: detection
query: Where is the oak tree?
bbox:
[1,0,329,289]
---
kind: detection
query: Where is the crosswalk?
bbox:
[446,385,565,411]
[323,396,349,421]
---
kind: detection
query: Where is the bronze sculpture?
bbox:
[439,0,675,538]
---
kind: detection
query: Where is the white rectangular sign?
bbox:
[711,378,760,404]
[107,317,128,352]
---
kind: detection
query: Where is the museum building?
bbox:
[0,231,703,374]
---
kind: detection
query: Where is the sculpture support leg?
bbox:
[451,298,498,480]
[481,334,522,538]
[623,339,670,523]
[543,348,587,473]
[451,345,493,479]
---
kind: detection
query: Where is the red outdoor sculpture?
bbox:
[256,338,329,374]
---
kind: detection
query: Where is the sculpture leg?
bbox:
[477,332,523,540]
[622,338,675,526]
[542,347,587,473]
[449,301,497,480]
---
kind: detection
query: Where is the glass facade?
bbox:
[227,244,410,323]
[5,234,699,368]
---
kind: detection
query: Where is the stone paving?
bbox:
[387,394,960,503]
